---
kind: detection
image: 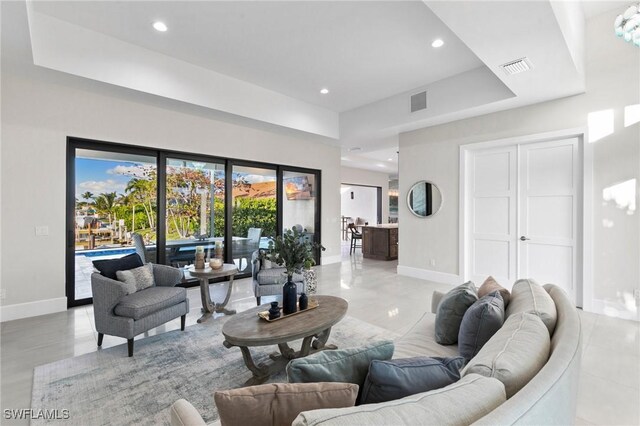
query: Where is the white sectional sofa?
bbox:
[171,283,581,425]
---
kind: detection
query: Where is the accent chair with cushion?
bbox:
[91,254,189,356]
[251,250,304,305]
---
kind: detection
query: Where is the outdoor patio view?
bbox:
[74,150,278,301]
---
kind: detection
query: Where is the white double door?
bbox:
[466,138,579,304]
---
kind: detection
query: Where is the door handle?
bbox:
[520,236,530,241]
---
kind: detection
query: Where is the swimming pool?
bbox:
[76,247,136,259]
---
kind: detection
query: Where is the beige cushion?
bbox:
[506,278,557,335]
[462,312,550,398]
[292,374,506,426]
[170,399,206,426]
[214,382,358,426]
[478,276,511,306]
[394,312,459,359]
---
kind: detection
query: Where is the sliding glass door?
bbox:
[69,146,157,305]
[67,138,322,307]
[165,158,225,266]
[282,169,320,252]
[231,165,277,273]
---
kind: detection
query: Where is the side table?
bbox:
[185,263,238,323]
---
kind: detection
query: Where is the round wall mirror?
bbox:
[407,181,443,217]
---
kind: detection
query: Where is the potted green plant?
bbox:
[271,227,325,314]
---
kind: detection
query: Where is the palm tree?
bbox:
[81,191,94,202]
[125,178,156,230]
[94,192,119,228]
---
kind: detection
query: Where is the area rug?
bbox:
[31,315,397,425]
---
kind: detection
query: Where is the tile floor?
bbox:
[1,248,639,425]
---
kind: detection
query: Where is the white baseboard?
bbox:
[397,265,461,285]
[591,298,639,322]
[0,297,67,322]
[321,255,342,266]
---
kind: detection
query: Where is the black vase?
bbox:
[299,293,308,310]
[282,278,298,315]
[268,301,281,320]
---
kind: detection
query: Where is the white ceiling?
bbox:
[9,1,598,175]
[32,1,483,113]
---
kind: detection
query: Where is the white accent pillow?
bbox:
[116,263,154,294]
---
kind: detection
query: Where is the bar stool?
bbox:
[348,223,362,254]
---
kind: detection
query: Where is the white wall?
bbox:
[341,185,377,225]
[340,166,390,223]
[0,9,342,316]
[398,10,640,319]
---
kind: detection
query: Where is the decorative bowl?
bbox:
[209,258,223,270]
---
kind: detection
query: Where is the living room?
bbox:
[1,1,639,425]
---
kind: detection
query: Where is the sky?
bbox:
[75,158,276,199]
[76,158,151,198]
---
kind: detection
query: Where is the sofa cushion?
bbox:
[292,374,506,426]
[458,291,505,361]
[256,268,303,285]
[214,382,358,426]
[286,340,394,389]
[435,281,478,345]
[506,278,557,335]
[93,253,143,280]
[360,356,466,404]
[170,399,206,426]
[394,313,459,359]
[116,263,154,294]
[114,286,187,320]
[462,312,550,398]
[478,276,511,306]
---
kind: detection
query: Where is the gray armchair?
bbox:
[251,250,304,306]
[91,263,189,356]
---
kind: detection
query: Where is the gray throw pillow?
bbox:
[360,356,466,404]
[116,263,154,294]
[435,281,478,345]
[286,340,394,389]
[458,291,505,361]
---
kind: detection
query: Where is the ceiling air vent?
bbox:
[410,91,427,113]
[501,57,532,75]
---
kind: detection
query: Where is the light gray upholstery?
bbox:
[170,283,581,425]
[170,399,207,426]
[472,284,582,425]
[292,374,506,426]
[91,262,188,355]
[393,312,459,359]
[251,250,305,304]
[462,312,550,398]
[114,287,186,320]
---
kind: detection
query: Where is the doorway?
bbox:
[462,136,582,306]
[340,184,382,241]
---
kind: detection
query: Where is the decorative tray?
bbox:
[258,300,319,322]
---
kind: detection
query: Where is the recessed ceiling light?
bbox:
[431,39,444,48]
[320,88,329,94]
[153,21,168,32]
[387,158,394,161]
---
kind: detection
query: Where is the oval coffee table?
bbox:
[222,295,348,385]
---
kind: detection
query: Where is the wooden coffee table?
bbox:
[222,295,348,385]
